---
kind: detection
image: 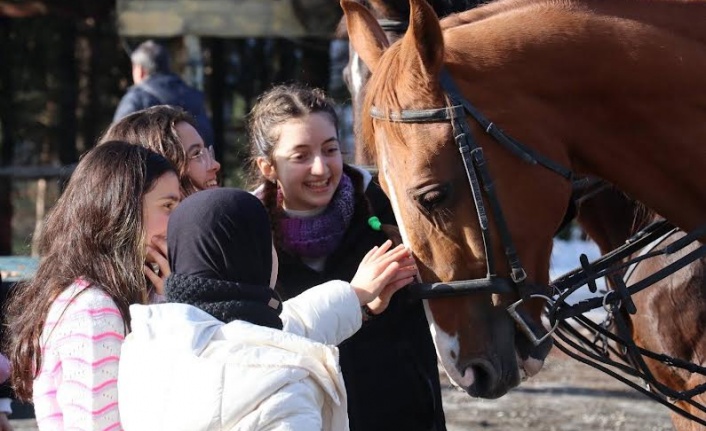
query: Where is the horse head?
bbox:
[343,0,574,398]
[340,0,480,165]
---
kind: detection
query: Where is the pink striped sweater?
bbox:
[33,279,125,431]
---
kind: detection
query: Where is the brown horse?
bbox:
[577,188,706,430]
[339,0,481,165]
[342,0,706,398]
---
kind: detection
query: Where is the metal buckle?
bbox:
[506,294,559,347]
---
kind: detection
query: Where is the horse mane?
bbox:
[577,184,659,254]
[360,0,706,166]
[361,41,450,162]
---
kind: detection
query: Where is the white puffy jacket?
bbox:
[119,280,362,431]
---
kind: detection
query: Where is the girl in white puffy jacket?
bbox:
[118,188,416,431]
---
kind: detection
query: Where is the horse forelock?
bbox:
[361,46,447,164]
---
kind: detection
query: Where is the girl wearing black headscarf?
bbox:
[118,188,415,431]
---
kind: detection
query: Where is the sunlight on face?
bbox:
[270,113,343,211]
[142,172,181,248]
[176,121,221,191]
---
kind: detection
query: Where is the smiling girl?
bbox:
[5,142,180,431]
[249,84,446,431]
[101,105,221,196]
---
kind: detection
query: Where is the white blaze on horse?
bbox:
[342,0,706,399]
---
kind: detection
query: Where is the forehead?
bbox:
[175,121,202,146]
[375,122,451,158]
[274,113,337,149]
[146,171,180,197]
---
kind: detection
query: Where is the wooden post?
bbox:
[31,178,47,257]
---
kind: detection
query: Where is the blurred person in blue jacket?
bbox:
[113,40,214,148]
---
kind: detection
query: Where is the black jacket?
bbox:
[113,73,214,148]
[276,175,446,431]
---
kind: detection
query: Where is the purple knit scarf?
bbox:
[278,174,355,259]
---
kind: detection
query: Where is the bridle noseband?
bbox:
[369,69,576,346]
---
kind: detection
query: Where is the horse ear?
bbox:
[403,0,444,77]
[341,0,390,72]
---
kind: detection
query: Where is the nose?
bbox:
[206,146,221,173]
[209,158,221,173]
[464,359,498,395]
[310,155,327,176]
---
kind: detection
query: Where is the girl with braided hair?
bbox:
[249,84,446,431]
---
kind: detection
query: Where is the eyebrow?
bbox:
[160,194,181,202]
[186,143,203,153]
[291,137,339,150]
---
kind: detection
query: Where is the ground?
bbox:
[442,348,674,431]
[9,348,676,431]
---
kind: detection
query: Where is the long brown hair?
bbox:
[101,105,200,196]
[5,141,175,400]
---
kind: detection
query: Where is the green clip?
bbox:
[368,216,382,231]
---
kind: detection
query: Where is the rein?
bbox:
[546,220,706,426]
[369,67,706,360]
[369,68,706,419]
[362,15,706,425]
[370,69,573,346]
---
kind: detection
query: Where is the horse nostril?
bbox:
[467,359,499,396]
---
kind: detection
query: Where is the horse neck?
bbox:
[576,188,654,255]
[443,0,706,234]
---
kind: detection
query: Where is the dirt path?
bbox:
[9,349,676,431]
[442,349,674,431]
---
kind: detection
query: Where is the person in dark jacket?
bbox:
[249,84,446,431]
[113,40,214,148]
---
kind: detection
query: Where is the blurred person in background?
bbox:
[113,40,214,149]
[103,105,220,197]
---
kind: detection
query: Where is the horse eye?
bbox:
[415,184,450,213]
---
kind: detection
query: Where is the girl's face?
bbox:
[260,112,342,211]
[176,121,221,191]
[143,172,181,247]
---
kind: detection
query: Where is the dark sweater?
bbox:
[275,176,446,431]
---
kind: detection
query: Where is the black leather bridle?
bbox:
[364,18,706,424]
[369,69,578,346]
